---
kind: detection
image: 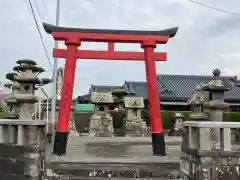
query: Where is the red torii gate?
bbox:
[43,23,178,156]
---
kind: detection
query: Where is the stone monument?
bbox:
[188,84,208,121]
[89,92,114,137]
[123,96,147,136]
[201,69,232,149]
[3,73,20,119]
[0,59,49,179]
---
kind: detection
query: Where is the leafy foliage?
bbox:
[16,59,37,66]
[40,78,52,85]
[142,109,240,129]
[110,110,127,136]
[5,72,17,81]
[13,65,45,73]
[111,89,129,98]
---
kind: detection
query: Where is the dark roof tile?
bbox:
[89,85,123,93]
[79,74,240,103]
[157,74,240,101]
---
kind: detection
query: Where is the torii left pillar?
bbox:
[43,23,178,156]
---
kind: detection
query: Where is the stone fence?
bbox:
[181,121,240,180]
[0,119,46,180]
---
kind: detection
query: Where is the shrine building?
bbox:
[77,74,240,112]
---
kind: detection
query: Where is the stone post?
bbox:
[202,69,231,149]
[188,84,208,121]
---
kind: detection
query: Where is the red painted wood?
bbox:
[53,49,167,61]
[51,30,171,136]
[56,44,78,132]
[108,42,115,52]
[142,41,163,133]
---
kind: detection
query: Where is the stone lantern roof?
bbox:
[188,84,205,106]
[12,59,45,84]
[201,69,232,92]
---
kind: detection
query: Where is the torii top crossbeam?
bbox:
[43,22,178,156]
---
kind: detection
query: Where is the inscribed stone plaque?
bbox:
[124,96,144,108]
[91,92,114,103]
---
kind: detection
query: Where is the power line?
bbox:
[187,0,240,16]
[26,0,53,71]
[41,0,49,19]
[24,0,32,14]
[33,0,43,20]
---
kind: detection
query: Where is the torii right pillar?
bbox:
[142,40,169,155]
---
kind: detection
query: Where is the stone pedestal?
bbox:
[0,120,46,179]
[124,96,147,136]
[89,92,114,137]
[89,113,113,137]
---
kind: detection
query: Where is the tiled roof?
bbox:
[157,74,240,101]
[123,81,174,99]
[77,74,240,103]
[89,85,123,93]
[77,94,90,102]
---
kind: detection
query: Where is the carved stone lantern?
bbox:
[168,112,184,136]
[188,84,208,121]
[201,69,232,148]
[4,73,21,119]
[10,59,47,120]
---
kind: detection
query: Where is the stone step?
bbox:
[47,162,181,179]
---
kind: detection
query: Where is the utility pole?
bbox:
[50,0,60,142]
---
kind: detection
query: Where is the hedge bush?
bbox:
[142,109,240,129]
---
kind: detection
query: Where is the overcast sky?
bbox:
[1,0,240,98]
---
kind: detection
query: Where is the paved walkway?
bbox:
[48,136,182,164]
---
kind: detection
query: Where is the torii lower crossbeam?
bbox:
[43,23,178,156]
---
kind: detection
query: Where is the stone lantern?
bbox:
[201,69,232,148]
[11,59,47,120]
[168,112,184,136]
[123,96,148,136]
[188,84,208,121]
[4,73,20,119]
[89,92,114,137]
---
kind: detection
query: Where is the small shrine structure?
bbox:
[89,92,114,137]
[123,96,147,136]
